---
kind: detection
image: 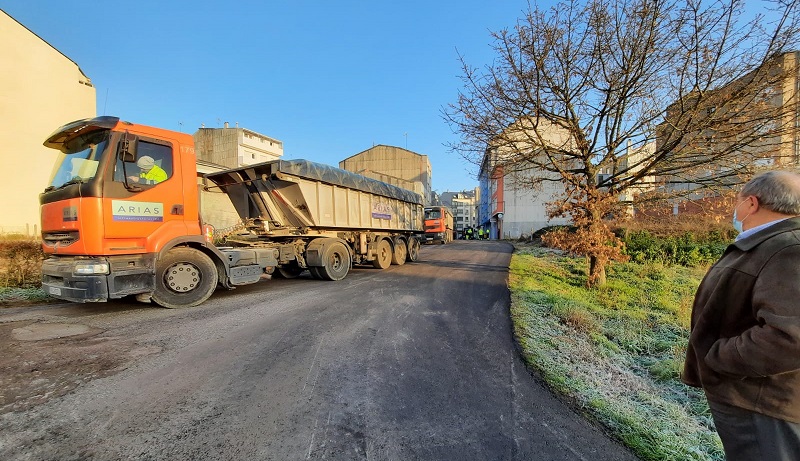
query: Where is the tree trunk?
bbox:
[588,255,607,287]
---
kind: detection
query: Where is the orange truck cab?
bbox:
[423,206,454,244]
[39,116,280,308]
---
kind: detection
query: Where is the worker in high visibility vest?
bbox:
[128,155,167,185]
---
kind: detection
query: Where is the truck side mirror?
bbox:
[117,133,139,163]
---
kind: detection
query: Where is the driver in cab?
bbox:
[128,156,167,185]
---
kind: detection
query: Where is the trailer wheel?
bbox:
[277,262,304,279]
[391,239,407,266]
[406,237,420,262]
[152,247,218,309]
[318,241,351,280]
[372,239,392,269]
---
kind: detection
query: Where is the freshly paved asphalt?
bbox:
[0,240,638,460]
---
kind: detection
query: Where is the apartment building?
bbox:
[478,117,573,239]
[440,190,479,237]
[656,51,800,196]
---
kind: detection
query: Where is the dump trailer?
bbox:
[39,116,423,308]
[203,159,424,276]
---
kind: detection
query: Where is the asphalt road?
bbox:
[0,240,638,460]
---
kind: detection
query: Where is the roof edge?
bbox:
[1,9,91,81]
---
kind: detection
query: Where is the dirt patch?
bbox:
[12,323,93,341]
[0,320,147,414]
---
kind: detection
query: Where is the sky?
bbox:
[2,1,537,193]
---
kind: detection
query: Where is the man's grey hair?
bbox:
[741,170,800,215]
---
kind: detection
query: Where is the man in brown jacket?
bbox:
[683,171,800,460]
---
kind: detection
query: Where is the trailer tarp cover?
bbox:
[206,159,423,205]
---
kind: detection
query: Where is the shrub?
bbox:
[621,230,727,267]
[531,225,578,241]
[0,239,45,288]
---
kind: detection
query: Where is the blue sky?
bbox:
[3,1,535,193]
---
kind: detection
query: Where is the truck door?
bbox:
[101,137,184,253]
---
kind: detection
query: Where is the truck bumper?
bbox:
[423,232,443,243]
[42,255,155,303]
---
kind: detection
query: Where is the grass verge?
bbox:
[509,244,724,461]
[0,287,53,306]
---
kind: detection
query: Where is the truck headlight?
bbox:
[74,262,110,275]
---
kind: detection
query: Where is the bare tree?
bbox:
[445,0,800,286]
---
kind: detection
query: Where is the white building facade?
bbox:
[479,117,574,239]
[193,122,283,169]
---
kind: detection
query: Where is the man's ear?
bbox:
[748,196,760,213]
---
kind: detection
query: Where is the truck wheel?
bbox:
[372,239,392,269]
[319,241,351,280]
[391,239,407,266]
[309,267,325,280]
[277,262,304,279]
[152,247,218,309]
[406,237,420,262]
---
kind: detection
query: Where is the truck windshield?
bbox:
[46,131,109,190]
[424,209,442,219]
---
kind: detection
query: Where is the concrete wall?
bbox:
[198,188,243,232]
[355,170,424,200]
[196,160,243,232]
[340,145,432,205]
[0,11,96,235]
[194,128,239,168]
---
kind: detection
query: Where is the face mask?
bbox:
[732,199,751,234]
[732,208,744,233]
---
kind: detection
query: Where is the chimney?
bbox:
[224,121,229,128]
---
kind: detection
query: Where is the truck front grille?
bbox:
[42,231,79,247]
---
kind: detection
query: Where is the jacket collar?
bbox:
[733,216,800,251]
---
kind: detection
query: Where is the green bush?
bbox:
[622,230,728,267]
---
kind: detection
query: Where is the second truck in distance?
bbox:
[423,206,454,244]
